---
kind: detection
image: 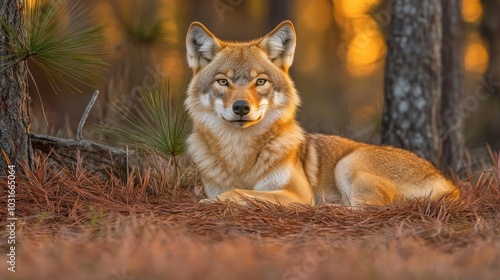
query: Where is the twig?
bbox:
[77,90,99,141]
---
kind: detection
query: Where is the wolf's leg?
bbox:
[341,171,397,207]
[205,189,313,206]
[202,168,315,206]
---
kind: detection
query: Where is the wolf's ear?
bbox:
[186,22,222,73]
[259,21,296,71]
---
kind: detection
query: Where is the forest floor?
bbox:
[0,153,499,280]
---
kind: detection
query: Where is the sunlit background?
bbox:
[28,0,499,150]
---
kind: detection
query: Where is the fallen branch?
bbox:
[30,90,136,180]
[31,134,135,181]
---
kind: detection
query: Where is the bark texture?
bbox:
[440,0,464,172]
[0,0,33,171]
[382,0,442,165]
[31,134,134,181]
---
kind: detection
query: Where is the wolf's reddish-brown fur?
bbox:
[185,20,459,207]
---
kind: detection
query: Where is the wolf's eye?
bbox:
[256,79,267,86]
[217,79,229,86]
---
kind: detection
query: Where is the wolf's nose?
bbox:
[232,100,250,117]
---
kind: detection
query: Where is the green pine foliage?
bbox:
[0,0,106,93]
[99,78,190,160]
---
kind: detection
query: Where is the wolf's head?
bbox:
[185,21,300,131]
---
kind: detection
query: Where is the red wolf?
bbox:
[184,20,460,207]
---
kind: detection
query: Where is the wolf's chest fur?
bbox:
[187,120,305,194]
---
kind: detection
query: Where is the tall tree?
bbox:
[480,0,500,146]
[480,0,500,87]
[440,0,464,172]
[0,0,33,171]
[382,0,442,165]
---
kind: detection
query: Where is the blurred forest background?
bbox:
[28,0,499,152]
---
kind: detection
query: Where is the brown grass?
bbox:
[1,153,499,280]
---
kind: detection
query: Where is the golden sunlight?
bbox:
[25,0,53,11]
[335,0,384,77]
[346,31,385,76]
[25,0,37,10]
[339,0,380,17]
[462,0,483,23]
[464,35,489,74]
[302,0,332,32]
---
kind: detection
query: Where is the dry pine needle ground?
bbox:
[0,154,499,280]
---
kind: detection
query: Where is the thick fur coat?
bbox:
[184,21,459,207]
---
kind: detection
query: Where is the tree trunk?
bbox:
[479,0,500,147]
[440,0,464,173]
[0,0,33,171]
[382,0,442,165]
[481,0,500,89]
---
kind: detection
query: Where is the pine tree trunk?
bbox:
[382,0,442,165]
[481,0,500,89]
[440,0,464,173]
[480,0,500,146]
[0,0,33,171]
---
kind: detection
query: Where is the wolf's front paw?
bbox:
[199,197,217,204]
[199,191,251,206]
[198,195,235,203]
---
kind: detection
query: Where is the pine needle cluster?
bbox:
[0,0,105,93]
